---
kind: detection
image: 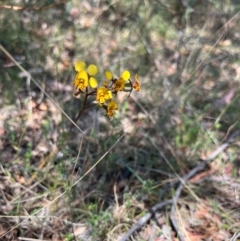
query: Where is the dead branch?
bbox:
[119,200,173,241]
[119,130,240,241]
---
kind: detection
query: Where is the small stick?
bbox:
[120,130,240,241]
[119,200,173,241]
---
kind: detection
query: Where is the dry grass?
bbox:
[1,0,240,240]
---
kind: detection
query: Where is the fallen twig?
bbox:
[119,130,240,241]
[169,130,240,240]
[119,200,173,241]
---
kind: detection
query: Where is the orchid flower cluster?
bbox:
[72,60,140,121]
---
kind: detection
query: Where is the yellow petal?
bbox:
[73,74,79,86]
[74,61,86,72]
[77,70,89,87]
[121,70,130,81]
[87,64,98,76]
[107,90,112,99]
[107,100,118,117]
[105,70,113,80]
[89,77,98,88]
[97,86,107,94]
[114,78,125,91]
[108,100,117,110]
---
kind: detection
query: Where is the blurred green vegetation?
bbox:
[1,0,240,240]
